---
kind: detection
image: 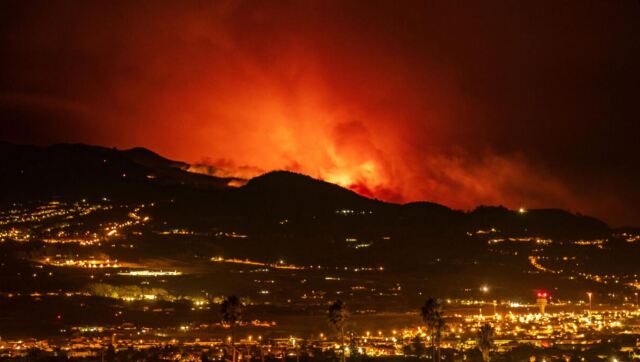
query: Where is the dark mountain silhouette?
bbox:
[236,170,381,216]
[0,142,234,201]
[466,205,609,239]
[0,142,611,245]
[123,146,190,170]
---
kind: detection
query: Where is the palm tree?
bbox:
[433,316,445,360]
[421,298,445,361]
[221,295,243,362]
[476,323,494,362]
[328,299,349,362]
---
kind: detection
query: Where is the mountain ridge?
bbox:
[0,142,615,235]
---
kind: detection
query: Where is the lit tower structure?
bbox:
[536,291,549,314]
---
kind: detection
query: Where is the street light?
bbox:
[587,292,593,312]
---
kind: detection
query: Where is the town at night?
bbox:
[1,1,640,361]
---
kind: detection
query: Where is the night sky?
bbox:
[1,1,639,225]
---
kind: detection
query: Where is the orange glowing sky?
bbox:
[1,1,640,225]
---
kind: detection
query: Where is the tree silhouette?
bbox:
[328,299,349,362]
[421,298,445,361]
[221,295,243,362]
[411,334,426,358]
[476,323,494,362]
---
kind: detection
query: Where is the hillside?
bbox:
[0,142,235,201]
[0,142,611,242]
[1,142,636,302]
